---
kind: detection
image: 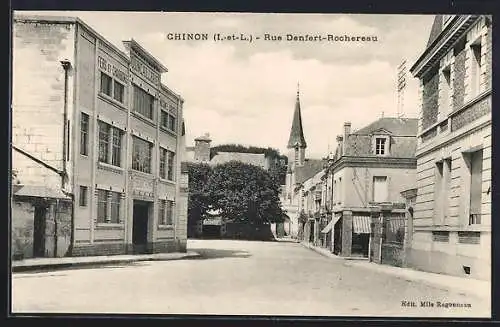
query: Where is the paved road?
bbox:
[11,239,490,317]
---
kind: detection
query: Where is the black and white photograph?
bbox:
[9,11,492,318]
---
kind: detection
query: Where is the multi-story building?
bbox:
[282,88,326,239]
[409,15,491,280]
[11,14,188,259]
[322,118,418,259]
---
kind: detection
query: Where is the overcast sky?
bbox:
[17,11,434,158]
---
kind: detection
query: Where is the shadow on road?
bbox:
[186,248,252,260]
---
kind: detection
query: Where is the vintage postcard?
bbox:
[10,11,492,318]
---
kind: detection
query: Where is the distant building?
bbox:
[184,133,274,170]
[282,87,326,239]
[320,117,419,259]
[11,14,188,259]
[409,15,491,280]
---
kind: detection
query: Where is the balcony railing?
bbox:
[469,213,481,225]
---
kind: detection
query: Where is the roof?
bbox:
[426,16,443,49]
[210,152,267,168]
[13,185,71,200]
[287,90,307,149]
[344,117,418,158]
[122,39,168,73]
[195,133,212,142]
[353,117,418,136]
[295,159,326,184]
[13,14,130,63]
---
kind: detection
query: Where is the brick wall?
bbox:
[12,20,76,192]
[421,66,439,130]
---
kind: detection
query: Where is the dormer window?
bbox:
[375,137,387,155]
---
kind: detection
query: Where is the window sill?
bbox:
[158,224,174,230]
[131,112,156,128]
[96,223,124,230]
[98,161,124,174]
[159,178,176,185]
[160,126,178,137]
[98,92,127,111]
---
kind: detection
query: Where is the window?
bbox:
[133,85,154,120]
[338,177,342,204]
[97,190,108,223]
[373,176,388,203]
[441,64,452,115]
[458,231,480,244]
[113,80,124,103]
[434,160,451,224]
[167,150,175,181]
[100,72,112,96]
[432,231,450,243]
[166,200,174,225]
[470,40,482,97]
[468,149,483,225]
[132,136,153,173]
[98,121,122,167]
[158,199,166,225]
[294,146,299,165]
[160,111,177,133]
[79,186,88,207]
[375,137,387,155]
[159,148,167,179]
[96,189,122,224]
[80,113,89,156]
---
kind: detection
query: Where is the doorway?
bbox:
[33,205,47,258]
[333,217,342,255]
[132,200,151,254]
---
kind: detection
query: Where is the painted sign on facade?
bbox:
[130,51,161,85]
[97,55,128,83]
[131,175,154,197]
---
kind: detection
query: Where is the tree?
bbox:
[207,161,283,224]
[186,162,213,226]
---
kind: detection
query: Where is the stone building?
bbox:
[11,14,188,258]
[409,15,491,280]
[282,88,326,239]
[322,117,418,259]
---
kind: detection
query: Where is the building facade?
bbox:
[409,15,492,280]
[322,118,418,259]
[12,15,188,258]
[282,88,325,239]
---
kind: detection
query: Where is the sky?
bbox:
[17,11,435,159]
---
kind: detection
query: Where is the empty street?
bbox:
[11,239,490,317]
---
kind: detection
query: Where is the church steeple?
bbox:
[287,83,307,149]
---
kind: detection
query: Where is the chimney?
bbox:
[342,122,351,155]
[194,133,212,162]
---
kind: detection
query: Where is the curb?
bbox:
[300,242,490,299]
[12,252,201,273]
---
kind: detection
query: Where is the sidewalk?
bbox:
[301,242,491,299]
[11,251,201,273]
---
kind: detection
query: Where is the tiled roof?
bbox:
[345,117,418,158]
[353,117,418,136]
[426,15,443,49]
[295,159,326,184]
[13,185,71,199]
[210,152,267,168]
[287,91,307,148]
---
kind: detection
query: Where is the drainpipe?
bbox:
[60,59,73,256]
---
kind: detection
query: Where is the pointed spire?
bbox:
[287,84,307,149]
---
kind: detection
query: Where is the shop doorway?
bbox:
[33,205,47,258]
[333,217,342,255]
[132,200,151,254]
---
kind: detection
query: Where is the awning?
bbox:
[13,185,71,200]
[352,215,371,234]
[321,214,341,233]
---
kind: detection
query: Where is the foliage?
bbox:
[207,161,284,224]
[186,162,213,225]
[210,143,287,163]
[186,160,284,225]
